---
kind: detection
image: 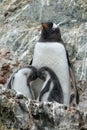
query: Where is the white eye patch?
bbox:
[52,23,58,29]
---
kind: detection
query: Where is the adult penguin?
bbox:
[31,22,79,106]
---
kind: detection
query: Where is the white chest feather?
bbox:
[41,82,53,102]
[12,69,32,99]
[32,42,71,105]
[37,74,51,101]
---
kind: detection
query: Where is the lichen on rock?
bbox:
[0,86,87,130]
[0,86,36,130]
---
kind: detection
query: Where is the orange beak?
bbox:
[41,23,48,28]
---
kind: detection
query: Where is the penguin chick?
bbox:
[37,66,64,103]
[7,66,37,99]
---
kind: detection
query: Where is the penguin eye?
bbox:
[29,75,34,79]
[32,74,37,79]
[48,24,53,28]
[47,22,53,28]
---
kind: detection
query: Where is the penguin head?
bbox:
[7,66,37,87]
[38,69,46,81]
[40,22,62,42]
[38,67,50,81]
[27,66,38,81]
[42,22,53,29]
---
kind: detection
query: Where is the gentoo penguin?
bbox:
[31,22,70,105]
[31,22,79,106]
[37,66,64,103]
[7,65,37,99]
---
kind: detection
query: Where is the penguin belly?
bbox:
[32,42,71,105]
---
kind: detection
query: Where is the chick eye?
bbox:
[30,75,34,79]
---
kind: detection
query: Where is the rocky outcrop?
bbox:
[0,86,35,130]
[0,48,21,85]
[0,86,87,130]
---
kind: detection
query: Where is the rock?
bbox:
[0,48,10,56]
[0,63,12,84]
[0,86,87,130]
[0,86,36,130]
[0,47,25,85]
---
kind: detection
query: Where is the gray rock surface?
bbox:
[0,86,87,130]
[0,86,36,130]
